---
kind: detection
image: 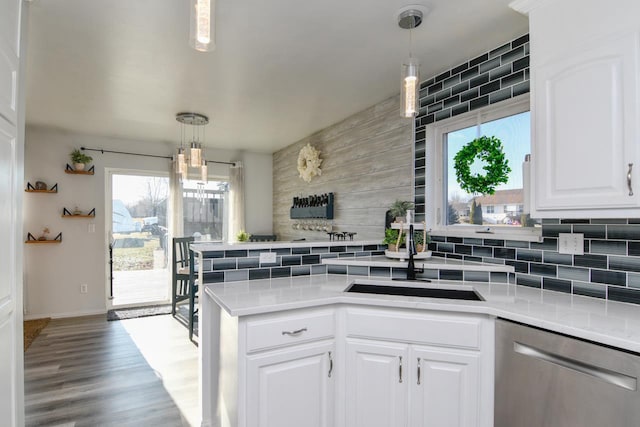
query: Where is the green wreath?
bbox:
[453,136,511,194]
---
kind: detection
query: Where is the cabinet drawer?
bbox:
[245,309,335,353]
[345,308,484,350]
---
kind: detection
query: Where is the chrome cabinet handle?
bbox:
[514,342,637,391]
[399,356,403,383]
[281,327,307,336]
[628,163,634,196]
[328,351,333,378]
[417,357,421,385]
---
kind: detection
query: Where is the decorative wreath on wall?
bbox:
[297,143,323,183]
[453,136,511,194]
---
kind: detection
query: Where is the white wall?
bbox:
[23,125,272,318]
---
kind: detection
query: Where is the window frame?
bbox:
[424,94,542,242]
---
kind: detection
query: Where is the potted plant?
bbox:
[70,149,93,171]
[389,200,414,223]
[413,230,430,253]
[236,230,251,242]
[382,228,404,252]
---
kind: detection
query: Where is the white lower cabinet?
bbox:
[342,307,494,427]
[246,340,335,427]
[207,305,493,427]
[409,346,481,427]
[345,339,409,427]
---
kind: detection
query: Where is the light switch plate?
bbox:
[558,233,584,255]
[259,252,277,263]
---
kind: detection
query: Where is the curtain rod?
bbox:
[80,146,236,166]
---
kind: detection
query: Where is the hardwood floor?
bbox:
[24,314,199,426]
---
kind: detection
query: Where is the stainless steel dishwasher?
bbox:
[495,319,640,427]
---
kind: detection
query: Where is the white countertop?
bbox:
[191,239,381,252]
[205,275,640,353]
[322,255,515,273]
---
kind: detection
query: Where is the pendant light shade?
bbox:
[177,148,187,174]
[401,58,420,118]
[190,141,202,167]
[201,160,208,183]
[189,0,215,52]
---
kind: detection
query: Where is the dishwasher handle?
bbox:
[514,342,637,391]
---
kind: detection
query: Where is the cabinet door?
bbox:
[246,340,334,427]
[409,346,482,427]
[533,31,640,216]
[345,339,409,427]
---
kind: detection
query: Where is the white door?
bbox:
[409,346,482,427]
[345,339,409,427]
[246,340,335,427]
[0,0,25,425]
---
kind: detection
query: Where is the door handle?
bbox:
[417,357,421,385]
[628,163,634,196]
[399,356,403,383]
[514,342,637,391]
[328,351,333,378]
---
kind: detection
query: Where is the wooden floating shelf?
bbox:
[25,183,58,193]
[65,164,95,175]
[25,232,62,244]
[62,207,96,218]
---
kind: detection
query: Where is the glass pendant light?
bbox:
[397,7,426,118]
[177,147,187,174]
[176,112,210,180]
[190,141,202,167]
[201,160,208,183]
[401,58,419,117]
[189,0,215,52]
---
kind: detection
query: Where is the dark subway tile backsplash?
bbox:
[413,34,640,306]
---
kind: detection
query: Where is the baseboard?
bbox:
[24,308,107,320]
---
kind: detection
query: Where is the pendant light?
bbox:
[397,7,426,118]
[189,0,215,52]
[201,160,208,183]
[176,112,210,181]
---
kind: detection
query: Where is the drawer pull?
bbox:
[328,351,333,378]
[281,327,307,336]
[399,356,403,383]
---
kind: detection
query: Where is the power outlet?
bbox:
[259,252,277,264]
[80,284,88,294]
[558,233,584,255]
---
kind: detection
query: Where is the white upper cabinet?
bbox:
[512,0,640,218]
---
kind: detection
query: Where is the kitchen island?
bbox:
[199,273,640,427]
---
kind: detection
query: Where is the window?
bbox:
[182,179,228,240]
[427,96,541,240]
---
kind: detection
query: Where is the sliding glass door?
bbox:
[109,171,170,307]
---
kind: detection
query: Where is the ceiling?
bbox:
[25,0,528,153]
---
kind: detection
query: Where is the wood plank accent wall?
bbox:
[273,95,413,241]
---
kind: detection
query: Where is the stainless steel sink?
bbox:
[344,282,484,301]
